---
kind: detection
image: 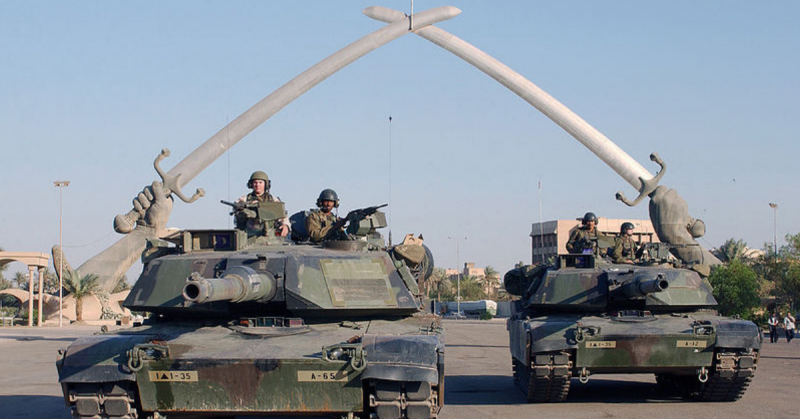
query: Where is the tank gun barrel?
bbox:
[182,266,276,304]
[622,277,669,299]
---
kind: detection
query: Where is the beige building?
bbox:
[530,217,658,265]
[445,263,486,280]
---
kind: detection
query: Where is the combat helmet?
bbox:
[582,212,598,224]
[247,171,271,189]
[316,188,339,208]
[620,222,635,233]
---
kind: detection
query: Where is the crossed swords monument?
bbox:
[54,5,720,294]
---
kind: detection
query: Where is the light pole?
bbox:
[55,180,69,327]
[448,236,466,316]
[769,203,778,261]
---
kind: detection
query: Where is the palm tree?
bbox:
[718,238,747,263]
[482,266,501,297]
[425,268,450,299]
[459,275,488,301]
[14,271,29,290]
[63,270,100,321]
[112,275,132,293]
[0,247,6,283]
[0,275,10,291]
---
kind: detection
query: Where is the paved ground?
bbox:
[0,319,797,419]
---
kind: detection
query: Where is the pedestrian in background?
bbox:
[768,312,780,343]
[784,312,796,343]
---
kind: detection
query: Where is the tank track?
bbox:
[66,381,140,419]
[367,379,440,419]
[697,350,758,401]
[655,349,758,402]
[512,351,572,402]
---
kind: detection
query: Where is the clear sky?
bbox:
[1,1,798,281]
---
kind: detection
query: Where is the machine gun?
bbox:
[346,203,388,222]
[344,204,388,237]
[220,199,253,217]
[221,199,287,239]
[220,199,246,211]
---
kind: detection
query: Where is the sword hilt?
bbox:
[616,153,666,207]
[113,149,205,234]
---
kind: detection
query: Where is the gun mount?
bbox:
[618,276,670,299]
[182,266,277,304]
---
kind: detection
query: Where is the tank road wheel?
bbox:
[518,352,572,403]
[66,381,141,419]
[366,380,440,419]
[696,349,758,402]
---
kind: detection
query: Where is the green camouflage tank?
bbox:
[505,241,760,403]
[56,201,443,419]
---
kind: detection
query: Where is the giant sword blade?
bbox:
[69,6,462,292]
[365,6,719,267]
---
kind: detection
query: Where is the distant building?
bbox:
[530,217,658,265]
[445,263,499,297]
[445,263,486,280]
[463,263,485,278]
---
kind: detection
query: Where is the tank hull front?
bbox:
[57,316,444,417]
[508,312,760,402]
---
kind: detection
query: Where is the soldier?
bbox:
[566,212,607,254]
[306,189,347,242]
[612,222,639,264]
[235,171,289,237]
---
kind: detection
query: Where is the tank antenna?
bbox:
[388,114,393,245]
[538,178,544,265]
[226,114,232,229]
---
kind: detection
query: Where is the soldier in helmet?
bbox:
[306,189,348,242]
[235,171,290,237]
[566,212,607,254]
[612,222,639,264]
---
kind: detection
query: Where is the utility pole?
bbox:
[448,236,466,317]
[55,180,70,327]
[769,203,778,261]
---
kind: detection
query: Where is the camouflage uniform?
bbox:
[612,235,638,263]
[235,192,285,236]
[566,227,606,254]
[306,210,343,242]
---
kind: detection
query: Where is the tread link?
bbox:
[367,379,440,419]
[697,350,757,402]
[67,381,139,419]
[656,349,758,402]
[513,351,571,403]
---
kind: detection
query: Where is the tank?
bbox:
[55,201,444,419]
[505,241,761,402]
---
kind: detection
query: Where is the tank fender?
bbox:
[508,319,529,364]
[527,318,578,353]
[714,318,762,349]
[360,334,442,384]
[58,334,154,383]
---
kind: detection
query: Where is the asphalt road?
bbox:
[0,319,797,419]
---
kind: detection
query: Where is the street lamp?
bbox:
[448,236,466,317]
[769,203,778,261]
[55,180,70,327]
